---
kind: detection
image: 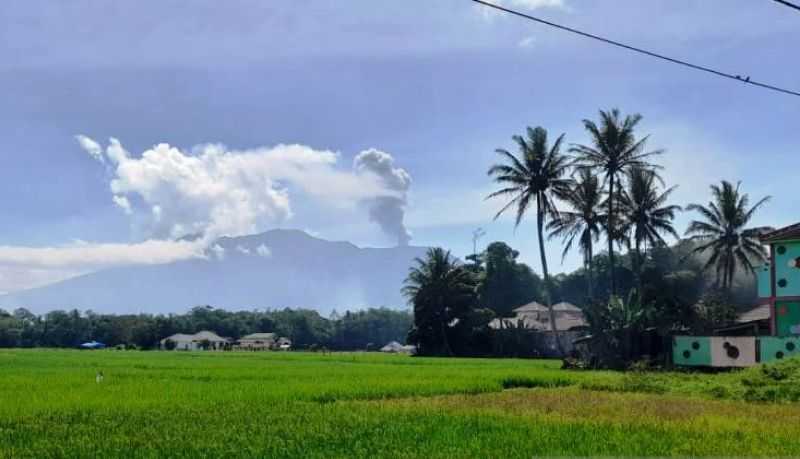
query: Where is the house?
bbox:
[160,331,229,351]
[713,304,772,336]
[489,301,588,357]
[673,222,800,368]
[79,341,106,350]
[757,222,800,336]
[235,333,276,350]
[489,301,588,332]
[380,341,403,353]
[380,341,416,354]
[276,337,292,350]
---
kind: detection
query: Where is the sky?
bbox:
[0,0,798,294]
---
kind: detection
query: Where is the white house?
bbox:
[160,331,229,351]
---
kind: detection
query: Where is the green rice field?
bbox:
[2,349,800,458]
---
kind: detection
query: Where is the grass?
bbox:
[1,349,799,457]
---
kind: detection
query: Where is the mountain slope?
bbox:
[0,230,428,314]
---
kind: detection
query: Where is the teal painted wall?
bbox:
[775,301,800,336]
[673,336,711,366]
[759,336,800,363]
[757,263,771,298]
[774,241,800,297]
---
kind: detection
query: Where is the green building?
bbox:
[673,222,800,367]
[758,223,800,337]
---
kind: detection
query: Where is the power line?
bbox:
[471,0,800,98]
[773,0,800,13]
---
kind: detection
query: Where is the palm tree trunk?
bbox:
[608,174,617,296]
[586,243,594,301]
[536,198,564,357]
[634,237,642,294]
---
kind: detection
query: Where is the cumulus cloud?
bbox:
[75,135,103,162]
[353,149,412,246]
[76,138,411,244]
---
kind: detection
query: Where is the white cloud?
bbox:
[235,245,251,255]
[518,36,536,48]
[476,0,567,21]
[508,0,564,9]
[112,195,132,214]
[75,135,103,162]
[76,137,411,244]
[209,244,225,260]
[0,239,204,269]
[256,244,272,257]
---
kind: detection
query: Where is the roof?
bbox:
[239,333,276,341]
[162,333,195,342]
[552,302,582,312]
[736,304,771,323]
[193,331,228,342]
[513,301,548,313]
[162,331,228,343]
[380,341,403,352]
[760,223,800,243]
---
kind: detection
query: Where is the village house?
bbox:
[489,301,588,332]
[160,331,229,351]
[489,301,589,356]
[234,333,276,350]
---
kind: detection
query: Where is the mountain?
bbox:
[0,230,429,315]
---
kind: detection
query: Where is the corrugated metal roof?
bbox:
[736,304,771,323]
[240,333,276,341]
[513,301,548,313]
[761,223,800,243]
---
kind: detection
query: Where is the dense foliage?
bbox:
[0,306,412,350]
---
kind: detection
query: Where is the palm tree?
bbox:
[618,167,681,282]
[571,108,663,296]
[486,126,573,354]
[547,169,605,300]
[403,248,477,356]
[684,180,771,292]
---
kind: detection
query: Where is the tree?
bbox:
[487,126,573,355]
[571,109,663,295]
[684,180,771,292]
[547,169,605,300]
[476,242,543,317]
[618,167,681,283]
[403,248,477,356]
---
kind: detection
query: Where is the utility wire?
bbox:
[471,0,800,98]
[773,0,800,13]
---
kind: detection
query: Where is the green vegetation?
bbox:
[2,349,800,458]
[0,306,412,350]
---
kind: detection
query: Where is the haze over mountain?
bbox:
[0,230,427,315]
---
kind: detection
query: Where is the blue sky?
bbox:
[0,0,798,293]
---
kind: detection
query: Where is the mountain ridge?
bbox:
[0,230,428,315]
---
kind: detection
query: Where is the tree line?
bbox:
[0,306,412,350]
[405,108,771,366]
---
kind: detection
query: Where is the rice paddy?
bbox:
[1,349,799,458]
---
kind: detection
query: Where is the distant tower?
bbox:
[471,227,486,263]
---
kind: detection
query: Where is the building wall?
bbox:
[757,263,771,298]
[775,241,800,297]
